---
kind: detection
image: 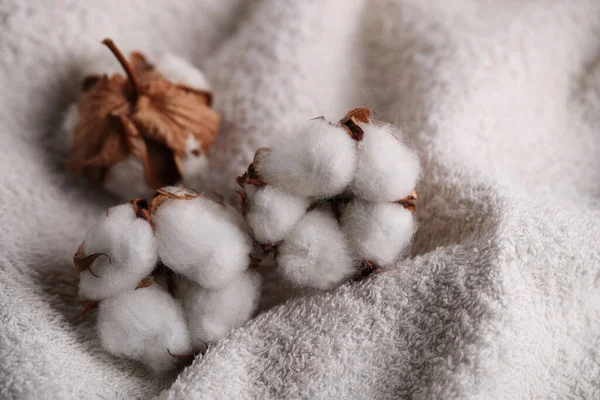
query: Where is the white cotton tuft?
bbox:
[179,136,209,184]
[256,119,357,198]
[97,284,192,374]
[154,194,253,289]
[277,209,355,290]
[341,199,415,266]
[351,122,420,202]
[78,204,157,300]
[57,103,78,156]
[246,185,310,244]
[175,270,261,350]
[103,156,156,200]
[154,53,211,91]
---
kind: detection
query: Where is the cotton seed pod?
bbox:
[348,114,420,203]
[174,270,261,350]
[75,200,157,300]
[66,38,220,199]
[254,118,357,198]
[341,199,415,267]
[241,182,310,244]
[152,186,254,289]
[97,283,193,374]
[277,209,355,290]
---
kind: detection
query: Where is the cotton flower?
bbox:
[244,184,310,244]
[153,187,254,289]
[350,122,420,203]
[341,199,415,267]
[97,283,192,374]
[63,39,219,200]
[75,201,157,300]
[277,209,355,289]
[254,118,357,198]
[174,270,261,350]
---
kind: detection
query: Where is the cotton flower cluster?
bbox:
[61,49,218,200]
[74,186,260,373]
[237,108,420,290]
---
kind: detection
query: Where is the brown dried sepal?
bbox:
[73,246,111,277]
[150,186,203,213]
[237,189,249,217]
[82,300,99,314]
[135,277,153,290]
[395,190,418,211]
[130,198,152,223]
[68,38,221,190]
[340,108,372,141]
[249,256,262,268]
[168,349,195,363]
[261,242,281,253]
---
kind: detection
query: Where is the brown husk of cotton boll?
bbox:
[68,38,221,190]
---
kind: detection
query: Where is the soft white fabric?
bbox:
[245,184,310,244]
[2,1,600,399]
[174,270,261,351]
[341,199,415,266]
[256,118,357,198]
[351,121,420,202]
[277,209,356,290]
[154,194,253,289]
[97,284,192,374]
[78,204,157,300]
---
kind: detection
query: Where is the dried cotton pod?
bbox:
[75,201,157,300]
[97,283,193,374]
[67,38,220,199]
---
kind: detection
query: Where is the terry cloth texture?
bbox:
[1,0,600,398]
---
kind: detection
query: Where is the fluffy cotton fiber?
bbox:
[153,194,253,289]
[277,209,355,289]
[154,53,212,91]
[256,119,357,198]
[351,122,420,203]
[246,185,310,244]
[78,204,157,300]
[175,270,261,350]
[97,284,192,374]
[341,199,415,267]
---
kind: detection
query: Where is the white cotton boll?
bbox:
[97,284,192,374]
[78,204,157,300]
[103,156,156,200]
[277,209,355,290]
[154,195,253,289]
[341,199,415,266]
[256,119,357,198]
[246,185,310,244]
[155,53,211,91]
[351,123,420,202]
[79,52,123,78]
[176,270,261,349]
[179,136,209,183]
[58,103,78,156]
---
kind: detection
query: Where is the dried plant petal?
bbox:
[340,107,372,141]
[167,349,195,362]
[68,38,221,190]
[395,190,418,211]
[135,277,153,289]
[82,300,99,314]
[73,252,111,274]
